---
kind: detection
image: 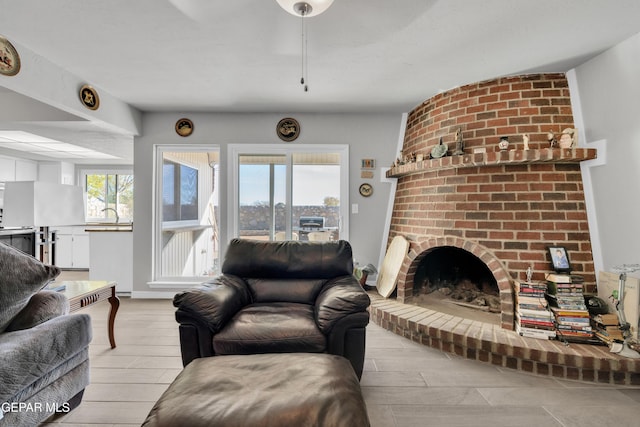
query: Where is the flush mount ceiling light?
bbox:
[276,0,334,92]
[276,0,335,17]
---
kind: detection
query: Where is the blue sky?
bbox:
[239,164,340,206]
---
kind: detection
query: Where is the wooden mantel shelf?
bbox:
[386,148,597,178]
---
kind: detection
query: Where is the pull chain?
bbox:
[300,7,308,92]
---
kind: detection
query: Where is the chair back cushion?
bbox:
[245,278,326,303]
[222,239,354,303]
[222,239,354,280]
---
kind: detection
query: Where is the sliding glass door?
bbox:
[238,154,287,240]
[231,145,348,242]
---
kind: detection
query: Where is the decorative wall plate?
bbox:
[175,118,194,137]
[79,85,100,110]
[359,183,373,197]
[277,117,300,142]
[0,36,21,76]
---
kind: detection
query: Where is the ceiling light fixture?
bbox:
[276,0,335,17]
[276,0,334,92]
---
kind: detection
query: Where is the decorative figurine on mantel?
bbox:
[453,128,464,155]
[526,266,533,283]
[498,136,509,151]
[393,151,404,167]
[522,134,530,150]
[559,128,578,148]
[430,137,448,159]
[547,131,557,148]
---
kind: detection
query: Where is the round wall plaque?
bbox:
[79,85,100,110]
[175,118,194,137]
[359,183,373,197]
[0,36,21,76]
[277,117,300,142]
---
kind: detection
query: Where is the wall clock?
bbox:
[79,85,100,110]
[0,36,21,76]
[359,183,373,197]
[277,118,300,142]
[175,118,194,137]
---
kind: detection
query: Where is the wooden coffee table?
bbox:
[59,280,119,349]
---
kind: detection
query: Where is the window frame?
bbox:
[228,144,349,243]
[152,144,220,283]
[79,167,134,223]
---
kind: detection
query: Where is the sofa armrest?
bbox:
[0,313,92,404]
[315,276,371,334]
[5,290,69,332]
[173,275,251,334]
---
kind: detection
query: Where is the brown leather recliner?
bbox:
[173,238,371,379]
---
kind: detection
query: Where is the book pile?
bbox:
[591,313,623,345]
[545,273,594,342]
[514,281,556,339]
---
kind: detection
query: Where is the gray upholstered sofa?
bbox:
[0,242,92,427]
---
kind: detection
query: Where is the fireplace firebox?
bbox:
[413,246,500,314]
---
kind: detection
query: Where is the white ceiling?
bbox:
[1,0,640,164]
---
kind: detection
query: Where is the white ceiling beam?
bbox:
[0,39,141,136]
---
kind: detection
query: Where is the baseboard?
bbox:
[131,291,176,299]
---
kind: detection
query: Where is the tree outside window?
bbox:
[85,173,133,222]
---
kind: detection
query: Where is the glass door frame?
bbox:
[228,144,349,242]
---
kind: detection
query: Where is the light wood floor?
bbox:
[43,274,640,426]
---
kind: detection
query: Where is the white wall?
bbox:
[572,31,640,272]
[132,112,404,294]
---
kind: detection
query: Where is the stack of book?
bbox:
[545,273,594,342]
[591,313,623,345]
[514,281,556,339]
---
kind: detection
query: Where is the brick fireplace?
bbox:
[385,73,597,330]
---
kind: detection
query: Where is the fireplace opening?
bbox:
[412,246,501,321]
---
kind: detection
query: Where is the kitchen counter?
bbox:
[0,227,36,235]
[84,223,133,232]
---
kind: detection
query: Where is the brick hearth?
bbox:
[369,292,640,386]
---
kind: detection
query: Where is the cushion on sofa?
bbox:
[5,290,70,332]
[0,242,61,333]
[213,302,326,355]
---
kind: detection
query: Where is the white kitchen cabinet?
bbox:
[38,161,75,184]
[0,157,16,181]
[0,156,38,181]
[15,160,38,181]
[88,228,133,294]
[54,226,90,269]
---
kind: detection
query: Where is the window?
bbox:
[154,146,220,282]
[162,159,199,223]
[230,144,349,242]
[83,171,134,222]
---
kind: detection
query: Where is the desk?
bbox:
[59,281,119,349]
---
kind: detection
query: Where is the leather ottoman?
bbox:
[142,353,370,427]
